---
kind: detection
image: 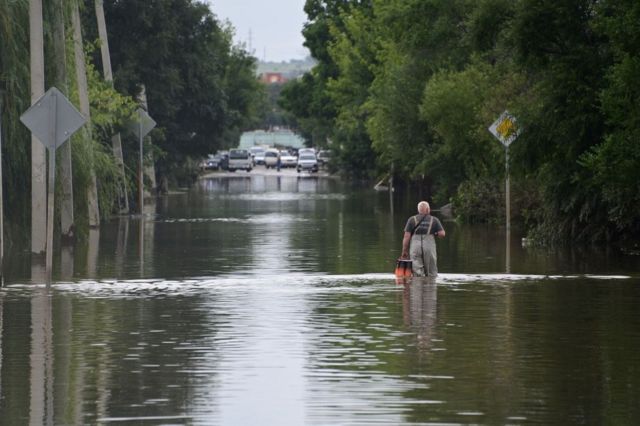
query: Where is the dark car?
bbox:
[203,155,221,170]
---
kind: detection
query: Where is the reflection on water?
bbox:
[29,287,53,426]
[402,278,437,352]
[1,175,639,425]
[2,274,640,424]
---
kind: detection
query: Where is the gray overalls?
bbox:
[410,216,437,277]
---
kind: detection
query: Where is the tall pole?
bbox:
[45,93,57,285]
[30,0,47,255]
[138,119,144,276]
[389,171,394,217]
[505,145,511,273]
[46,146,56,284]
[53,0,74,240]
[138,119,144,215]
[489,110,519,274]
[0,95,4,284]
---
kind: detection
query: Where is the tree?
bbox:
[0,0,31,235]
[508,0,612,242]
[326,5,377,178]
[578,0,640,243]
[86,0,265,187]
[51,0,75,239]
[219,44,265,147]
[94,0,129,213]
[279,70,333,147]
[71,0,100,227]
[280,0,375,170]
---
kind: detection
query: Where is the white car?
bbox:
[279,150,297,168]
[249,146,266,165]
[227,149,252,172]
[264,149,279,168]
[298,148,316,157]
[297,153,318,173]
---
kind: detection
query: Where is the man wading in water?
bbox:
[401,201,446,277]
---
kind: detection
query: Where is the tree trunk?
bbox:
[53,0,75,240]
[30,0,47,254]
[72,0,100,227]
[95,0,129,214]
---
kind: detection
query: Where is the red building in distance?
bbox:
[260,72,287,84]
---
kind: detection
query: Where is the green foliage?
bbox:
[579,134,640,233]
[83,0,265,185]
[507,0,615,244]
[367,48,433,177]
[577,0,640,241]
[279,71,334,146]
[1,0,638,247]
[82,51,140,216]
[220,44,266,147]
[452,177,504,224]
[84,49,137,139]
[278,0,363,148]
[453,177,542,227]
[325,5,377,178]
[283,0,640,245]
[420,61,499,200]
[0,0,31,230]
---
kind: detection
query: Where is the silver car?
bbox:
[280,150,297,168]
[296,153,318,173]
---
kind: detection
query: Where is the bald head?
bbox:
[417,201,430,215]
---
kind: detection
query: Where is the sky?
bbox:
[206,0,310,62]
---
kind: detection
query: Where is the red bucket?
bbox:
[395,258,412,278]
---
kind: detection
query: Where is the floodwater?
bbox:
[1,173,639,425]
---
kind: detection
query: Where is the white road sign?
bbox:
[20,87,87,150]
[131,108,156,139]
[489,110,520,147]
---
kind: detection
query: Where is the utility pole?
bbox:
[0,93,4,284]
[30,0,47,255]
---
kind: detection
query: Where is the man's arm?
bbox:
[401,231,411,257]
[434,219,446,238]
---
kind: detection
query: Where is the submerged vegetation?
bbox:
[279,0,640,247]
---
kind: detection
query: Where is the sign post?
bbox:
[489,110,521,273]
[130,108,155,214]
[0,94,4,285]
[129,108,155,277]
[20,87,87,284]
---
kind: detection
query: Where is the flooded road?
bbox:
[1,174,639,424]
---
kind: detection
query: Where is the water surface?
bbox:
[1,174,639,425]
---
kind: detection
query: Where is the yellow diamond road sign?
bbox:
[489,110,520,147]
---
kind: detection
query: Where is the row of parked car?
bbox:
[201,147,331,173]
